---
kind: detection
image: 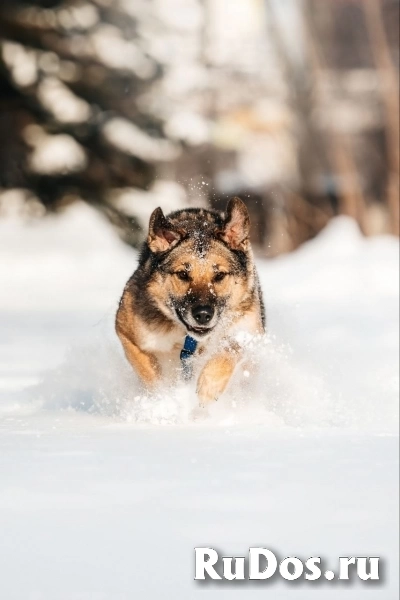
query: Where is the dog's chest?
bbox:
[140,327,183,354]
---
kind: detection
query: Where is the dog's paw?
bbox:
[196,372,228,406]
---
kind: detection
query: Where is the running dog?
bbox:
[116,197,265,405]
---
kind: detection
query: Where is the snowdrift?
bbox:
[0,203,398,600]
[0,202,398,433]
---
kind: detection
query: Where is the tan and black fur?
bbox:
[116,197,265,405]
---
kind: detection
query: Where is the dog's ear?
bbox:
[219,197,250,250]
[148,207,181,253]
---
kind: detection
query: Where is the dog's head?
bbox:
[144,198,254,338]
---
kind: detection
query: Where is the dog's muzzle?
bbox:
[175,301,219,337]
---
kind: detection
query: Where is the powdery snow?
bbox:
[0,203,398,599]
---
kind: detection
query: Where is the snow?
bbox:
[37,77,91,124]
[24,126,88,175]
[0,203,398,599]
[109,181,189,231]
[90,25,156,78]
[102,117,179,162]
[2,41,38,87]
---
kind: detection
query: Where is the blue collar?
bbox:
[180,335,198,380]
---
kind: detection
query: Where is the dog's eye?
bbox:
[214,272,227,283]
[176,271,190,281]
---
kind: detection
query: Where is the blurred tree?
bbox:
[0,0,398,254]
[0,0,179,244]
[307,0,399,236]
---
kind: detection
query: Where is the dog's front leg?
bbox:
[118,331,161,390]
[196,350,239,406]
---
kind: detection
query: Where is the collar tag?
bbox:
[180,335,198,380]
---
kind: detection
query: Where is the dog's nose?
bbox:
[192,305,214,326]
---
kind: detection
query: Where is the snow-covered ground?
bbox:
[0,203,398,599]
